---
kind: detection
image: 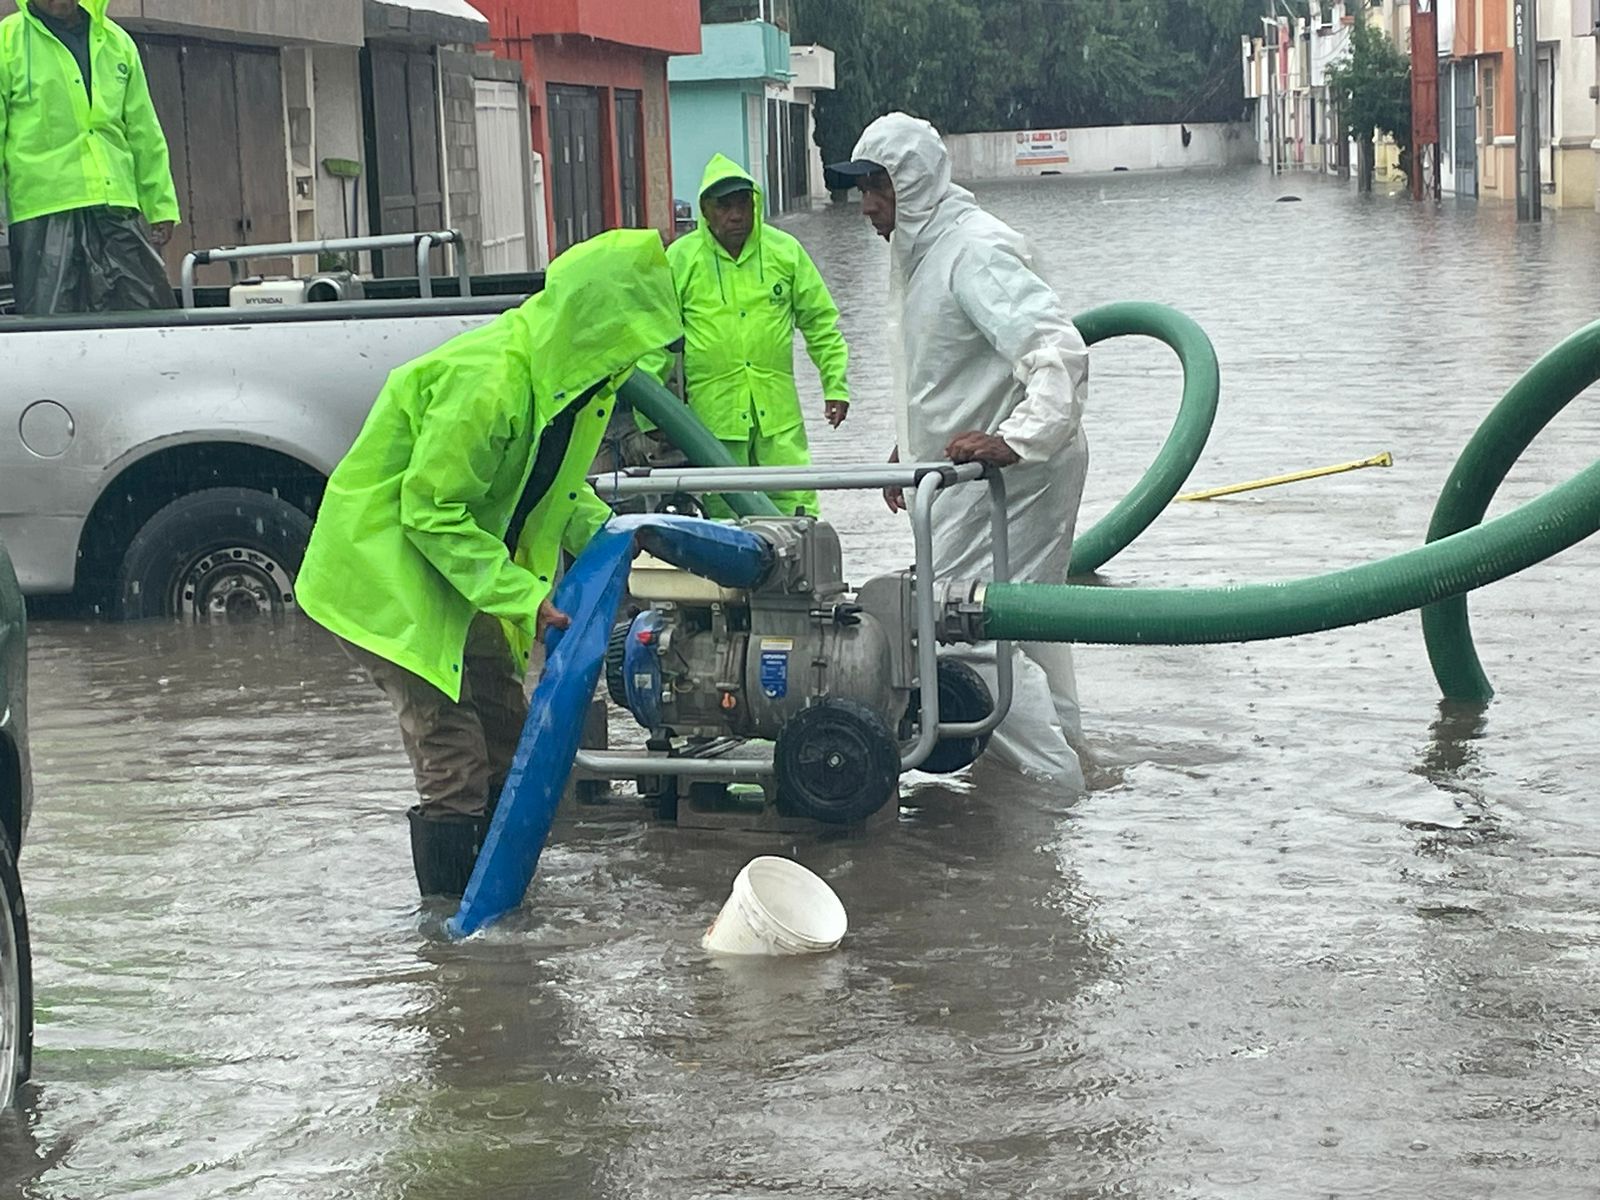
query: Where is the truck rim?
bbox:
[174,546,298,621]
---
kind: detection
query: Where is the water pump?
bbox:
[602,516,994,824]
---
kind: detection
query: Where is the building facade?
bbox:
[666,18,833,214]
[1243,3,1354,178]
[1248,0,1600,210]
[476,0,702,257]
[0,0,530,279]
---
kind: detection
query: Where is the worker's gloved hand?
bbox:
[945,431,1020,467]
[149,221,175,248]
[824,400,850,429]
[536,596,571,641]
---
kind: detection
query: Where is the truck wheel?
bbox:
[0,827,32,1105]
[902,657,996,774]
[116,488,313,621]
[775,698,900,824]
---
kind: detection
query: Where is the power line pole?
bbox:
[1514,0,1542,219]
[1264,8,1280,174]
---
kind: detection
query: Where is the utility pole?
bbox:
[1514,0,1542,219]
[1268,44,1280,173]
[1264,10,1280,174]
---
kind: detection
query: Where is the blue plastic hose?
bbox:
[447,515,772,938]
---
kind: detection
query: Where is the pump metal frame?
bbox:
[578,461,1014,786]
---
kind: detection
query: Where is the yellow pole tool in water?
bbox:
[1176,452,1394,502]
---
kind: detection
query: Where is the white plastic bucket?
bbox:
[702,856,848,956]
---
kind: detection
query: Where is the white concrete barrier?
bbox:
[944,122,1255,182]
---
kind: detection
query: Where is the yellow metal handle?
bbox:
[1176,452,1394,502]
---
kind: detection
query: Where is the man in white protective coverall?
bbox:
[828,112,1091,789]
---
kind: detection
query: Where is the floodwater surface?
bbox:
[3,167,1599,1198]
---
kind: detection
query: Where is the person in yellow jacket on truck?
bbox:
[645,154,850,517]
[0,0,180,314]
[296,229,682,900]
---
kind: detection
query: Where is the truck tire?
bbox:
[116,488,313,621]
[0,827,31,1105]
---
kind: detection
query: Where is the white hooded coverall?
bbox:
[851,113,1091,789]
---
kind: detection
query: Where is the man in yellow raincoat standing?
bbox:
[296,230,682,899]
[0,0,179,313]
[649,154,850,517]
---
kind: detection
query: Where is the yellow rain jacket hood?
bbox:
[0,0,180,225]
[296,229,683,700]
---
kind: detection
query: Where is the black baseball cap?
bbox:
[701,175,755,201]
[824,159,886,192]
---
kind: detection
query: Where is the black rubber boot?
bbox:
[407,806,488,899]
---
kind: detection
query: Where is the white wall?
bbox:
[1553,0,1597,144]
[944,122,1256,182]
[312,48,368,244]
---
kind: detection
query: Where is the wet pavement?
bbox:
[4,166,1600,1197]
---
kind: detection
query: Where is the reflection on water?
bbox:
[6,167,1600,1198]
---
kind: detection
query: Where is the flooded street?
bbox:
[5,166,1600,1197]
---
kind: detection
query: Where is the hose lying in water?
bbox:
[976,316,1598,686]
[621,313,1597,699]
[616,372,782,520]
[1420,319,1600,702]
[1067,302,1220,575]
[979,434,1600,649]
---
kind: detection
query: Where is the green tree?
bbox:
[793,0,882,168]
[1324,20,1412,191]
[790,0,1262,159]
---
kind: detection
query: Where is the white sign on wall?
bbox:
[1014,129,1071,168]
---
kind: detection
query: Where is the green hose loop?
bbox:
[1420,319,1600,702]
[1068,302,1221,575]
[982,453,1600,646]
[626,305,1215,551]
[615,372,782,519]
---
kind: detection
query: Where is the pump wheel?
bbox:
[774,698,900,824]
[902,657,995,774]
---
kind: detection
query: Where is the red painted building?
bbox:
[474,0,702,256]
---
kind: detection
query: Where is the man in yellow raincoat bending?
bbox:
[297,230,682,899]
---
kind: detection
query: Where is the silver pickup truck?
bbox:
[0,232,534,619]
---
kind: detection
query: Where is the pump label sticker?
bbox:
[759,638,793,699]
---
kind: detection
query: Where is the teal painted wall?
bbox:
[668,81,765,206]
[668,20,789,84]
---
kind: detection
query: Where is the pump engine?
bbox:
[603,517,995,824]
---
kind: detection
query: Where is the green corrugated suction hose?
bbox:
[1420,320,1600,702]
[982,320,1600,690]
[625,307,1598,702]
[983,462,1599,644]
[1068,302,1220,575]
[615,372,782,519]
